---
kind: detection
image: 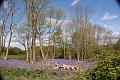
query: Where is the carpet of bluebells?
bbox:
[0,59,95,70]
[0,59,38,69]
[0,59,95,80]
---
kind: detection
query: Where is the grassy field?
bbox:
[0,67,79,80]
[7,54,42,61]
[7,54,26,60]
[0,54,91,80]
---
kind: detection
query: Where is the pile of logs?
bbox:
[36,61,78,72]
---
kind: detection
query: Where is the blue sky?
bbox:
[1,0,120,32]
[52,0,120,33]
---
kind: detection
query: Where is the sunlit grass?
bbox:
[7,54,26,59]
[0,67,77,80]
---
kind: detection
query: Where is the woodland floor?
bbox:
[0,59,96,80]
[0,59,96,71]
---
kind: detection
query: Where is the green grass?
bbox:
[0,54,88,80]
[0,67,76,80]
[7,54,26,60]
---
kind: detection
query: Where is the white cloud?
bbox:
[45,18,72,26]
[45,18,63,26]
[71,0,80,6]
[112,32,120,38]
[3,1,9,9]
[0,19,3,23]
[101,24,120,39]
[103,24,112,29]
[101,12,117,20]
[64,19,72,25]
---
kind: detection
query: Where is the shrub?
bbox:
[2,47,26,55]
[86,53,120,80]
[0,67,69,80]
[114,39,120,53]
[35,46,65,59]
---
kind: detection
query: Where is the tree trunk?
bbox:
[0,34,1,58]
[39,39,44,59]
[77,48,80,61]
[46,30,51,59]
[69,53,71,60]
[26,37,29,62]
[2,36,6,58]
[40,46,44,59]
[0,23,4,58]
[52,46,55,59]
[5,31,13,60]
[69,46,72,60]
[63,41,66,59]
[31,27,36,63]
[26,48,29,62]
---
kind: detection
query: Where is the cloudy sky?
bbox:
[1,0,120,49]
[52,0,120,32]
[1,0,120,32]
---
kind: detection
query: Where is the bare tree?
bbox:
[65,22,75,60]
[15,22,31,62]
[24,0,50,63]
[71,5,95,61]
[95,25,106,44]
[5,0,20,59]
[0,1,11,58]
[50,8,65,59]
